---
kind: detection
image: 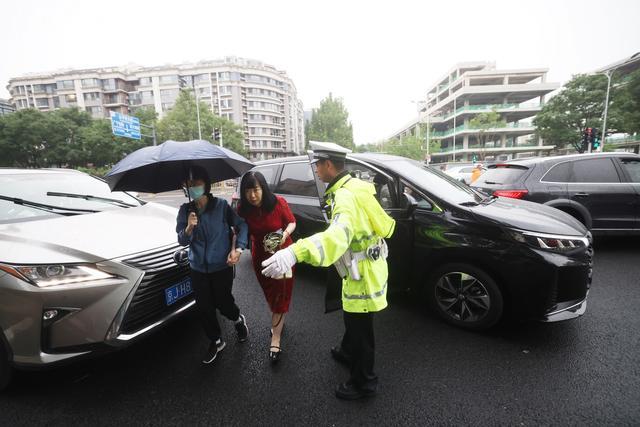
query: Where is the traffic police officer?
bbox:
[261,141,396,400]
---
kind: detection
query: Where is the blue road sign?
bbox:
[110,111,141,140]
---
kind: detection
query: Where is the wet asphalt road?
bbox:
[1,194,639,426]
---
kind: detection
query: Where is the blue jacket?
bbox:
[176,195,249,273]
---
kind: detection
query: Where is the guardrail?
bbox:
[605,135,640,144]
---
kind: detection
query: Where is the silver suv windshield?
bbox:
[0,171,141,223]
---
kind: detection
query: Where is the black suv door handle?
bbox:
[574,193,589,197]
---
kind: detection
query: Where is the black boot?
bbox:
[330,346,351,366]
[335,381,376,400]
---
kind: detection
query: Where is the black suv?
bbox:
[471,153,640,235]
[242,153,592,331]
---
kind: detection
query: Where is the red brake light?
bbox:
[493,190,529,199]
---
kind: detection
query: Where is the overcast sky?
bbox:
[1,0,638,144]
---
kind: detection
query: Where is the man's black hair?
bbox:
[328,158,345,171]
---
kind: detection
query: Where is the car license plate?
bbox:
[165,278,193,306]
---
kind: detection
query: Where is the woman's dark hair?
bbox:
[189,165,211,194]
[239,171,277,215]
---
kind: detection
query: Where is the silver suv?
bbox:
[0,169,192,390]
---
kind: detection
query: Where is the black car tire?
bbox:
[425,263,503,330]
[0,341,11,392]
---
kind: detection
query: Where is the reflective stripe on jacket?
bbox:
[291,173,395,313]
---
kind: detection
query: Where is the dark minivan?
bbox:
[245,153,593,330]
[471,152,640,235]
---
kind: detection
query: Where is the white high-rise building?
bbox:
[7,57,305,160]
[390,61,560,163]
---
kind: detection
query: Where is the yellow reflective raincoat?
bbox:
[291,172,396,313]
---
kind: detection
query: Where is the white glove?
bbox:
[261,247,297,278]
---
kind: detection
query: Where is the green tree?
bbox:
[385,135,424,160]
[306,93,354,150]
[0,108,56,167]
[468,109,506,160]
[78,119,148,168]
[131,106,158,127]
[355,142,382,153]
[614,69,640,134]
[45,108,95,167]
[156,90,246,155]
[0,107,153,169]
[533,74,621,153]
[419,124,441,155]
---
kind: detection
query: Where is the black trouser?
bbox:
[191,267,240,342]
[341,311,378,392]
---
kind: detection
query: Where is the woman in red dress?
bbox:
[237,171,296,363]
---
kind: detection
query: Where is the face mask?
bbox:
[188,185,205,200]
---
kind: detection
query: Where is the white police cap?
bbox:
[309,141,352,164]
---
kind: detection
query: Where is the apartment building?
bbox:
[7,57,305,160]
[390,62,560,163]
[0,99,14,116]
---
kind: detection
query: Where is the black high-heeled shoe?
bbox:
[269,345,282,363]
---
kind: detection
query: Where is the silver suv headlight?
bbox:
[508,229,589,252]
[0,263,116,287]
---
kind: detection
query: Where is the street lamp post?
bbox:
[192,79,202,140]
[139,122,157,146]
[600,70,613,151]
[179,76,202,140]
[412,100,428,163]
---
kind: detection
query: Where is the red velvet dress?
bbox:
[239,196,296,313]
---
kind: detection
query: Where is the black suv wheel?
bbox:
[425,263,504,330]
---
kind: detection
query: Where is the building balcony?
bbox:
[249,146,286,151]
[431,142,555,157]
[429,82,559,112]
[102,87,128,94]
[104,100,128,107]
[430,102,542,123]
[431,122,536,139]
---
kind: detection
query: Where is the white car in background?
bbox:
[443,164,486,184]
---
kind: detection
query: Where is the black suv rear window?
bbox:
[474,165,528,185]
[542,158,620,183]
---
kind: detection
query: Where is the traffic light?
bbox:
[582,127,593,152]
[213,128,221,142]
[591,128,601,151]
[178,76,189,89]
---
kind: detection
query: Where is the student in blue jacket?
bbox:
[176,166,250,364]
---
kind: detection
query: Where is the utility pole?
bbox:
[179,76,202,140]
[600,70,613,152]
[140,122,157,146]
[193,79,202,140]
[411,100,428,163]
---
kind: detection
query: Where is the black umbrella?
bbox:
[105,139,254,193]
